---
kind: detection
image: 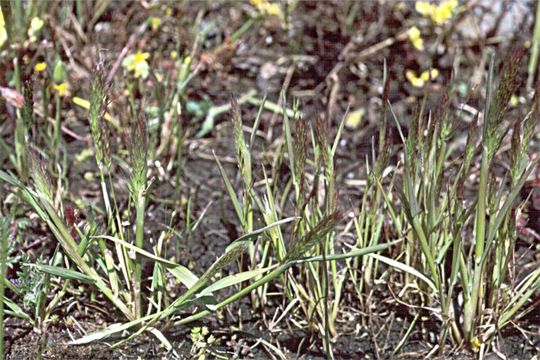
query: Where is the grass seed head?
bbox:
[523,83,540,152]
[435,89,449,132]
[293,117,307,191]
[490,49,522,126]
[511,83,540,184]
[130,114,148,193]
[379,74,390,149]
[200,241,250,286]
[21,81,34,125]
[231,96,242,152]
[29,148,53,204]
[459,113,480,197]
[88,70,111,168]
[486,49,523,161]
[286,211,342,261]
[315,114,330,163]
[231,96,251,184]
[510,119,522,184]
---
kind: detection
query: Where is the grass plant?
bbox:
[379,51,540,354]
[1,2,539,359]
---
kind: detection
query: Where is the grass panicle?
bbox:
[28,148,54,205]
[285,211,343,262]
[130,114,149,319]
[88,70,111,170]
[130,114,149,196]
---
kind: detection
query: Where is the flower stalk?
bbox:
[130,114,148,319]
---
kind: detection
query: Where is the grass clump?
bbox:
[380,51,540,355]
[0,3,539,359]
[0,69,394,357]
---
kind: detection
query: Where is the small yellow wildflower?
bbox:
[122,50,150,79]
[408,26,424,50]
[52,82,69,97]
[0,7,7,47]
[34,62,47,72]
[345,108,365,130]
[433,0,458,24]
[28,16,45,41]
[261,3,282,17]
[30,17,44,31]
[471,337,482,352]
[415,0,458,25]
[250,0,283,18]
[149,17,161,31]
[510,95,520,107]
[84,171,95,182]
[170,50,178,59]
[415,1,433,17]
[405,68,439,88]
[406,70,424,88]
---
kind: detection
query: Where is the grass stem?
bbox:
[134,191,146,318]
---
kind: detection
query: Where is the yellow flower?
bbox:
[406,68,439,88]
[408,26,424,50]
[415,0,457,25]
[170,50,178,59]
[406,70,423,87]
[34,62,47,72]
[471,337,482,352]
[426,68,439,80]
[84,172,95,182]
[28,16,45,41]
[30,17,44,31]
[345,108,365,130]
[149,17,161,31]
[52,82,69,97]
[122,50,150,79]
[260,3,282,17]
[415,1,433,17]
[250,0,283,18]
[432,0,458,24]
[0,7,7,47]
